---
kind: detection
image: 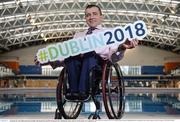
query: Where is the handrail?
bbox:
[0,87,179,94]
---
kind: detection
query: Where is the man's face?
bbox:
[85,7,103,28]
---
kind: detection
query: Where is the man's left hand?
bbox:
[118,39,139,51]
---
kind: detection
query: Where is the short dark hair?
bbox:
[85,4,102,15]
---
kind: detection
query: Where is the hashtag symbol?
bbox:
[38,49,48,63]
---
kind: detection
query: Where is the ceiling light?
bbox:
[170,9,175,14]
[40,33,45,38]
[26,13,31,19]
[44,38,48,42]
[161,14,169,22]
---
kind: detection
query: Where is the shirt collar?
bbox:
[87,24,103,30]
[95,24,103,30]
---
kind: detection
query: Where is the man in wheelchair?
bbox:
[35,4,138,101]
[34,4,139,119]
[63,4,139,101]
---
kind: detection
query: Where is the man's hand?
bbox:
[118,39,139,51]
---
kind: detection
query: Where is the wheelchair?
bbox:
[54,59,125,119]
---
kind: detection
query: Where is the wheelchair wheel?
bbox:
[102,61,125,119]
[56,68,83,119]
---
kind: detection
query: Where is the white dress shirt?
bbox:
[73,25,125,62]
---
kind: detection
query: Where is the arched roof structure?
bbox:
[0,0,180,54]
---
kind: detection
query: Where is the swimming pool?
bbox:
[0,93,179,115]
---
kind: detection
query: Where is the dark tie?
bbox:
[86,27,97,35]
[80,27,97,57]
